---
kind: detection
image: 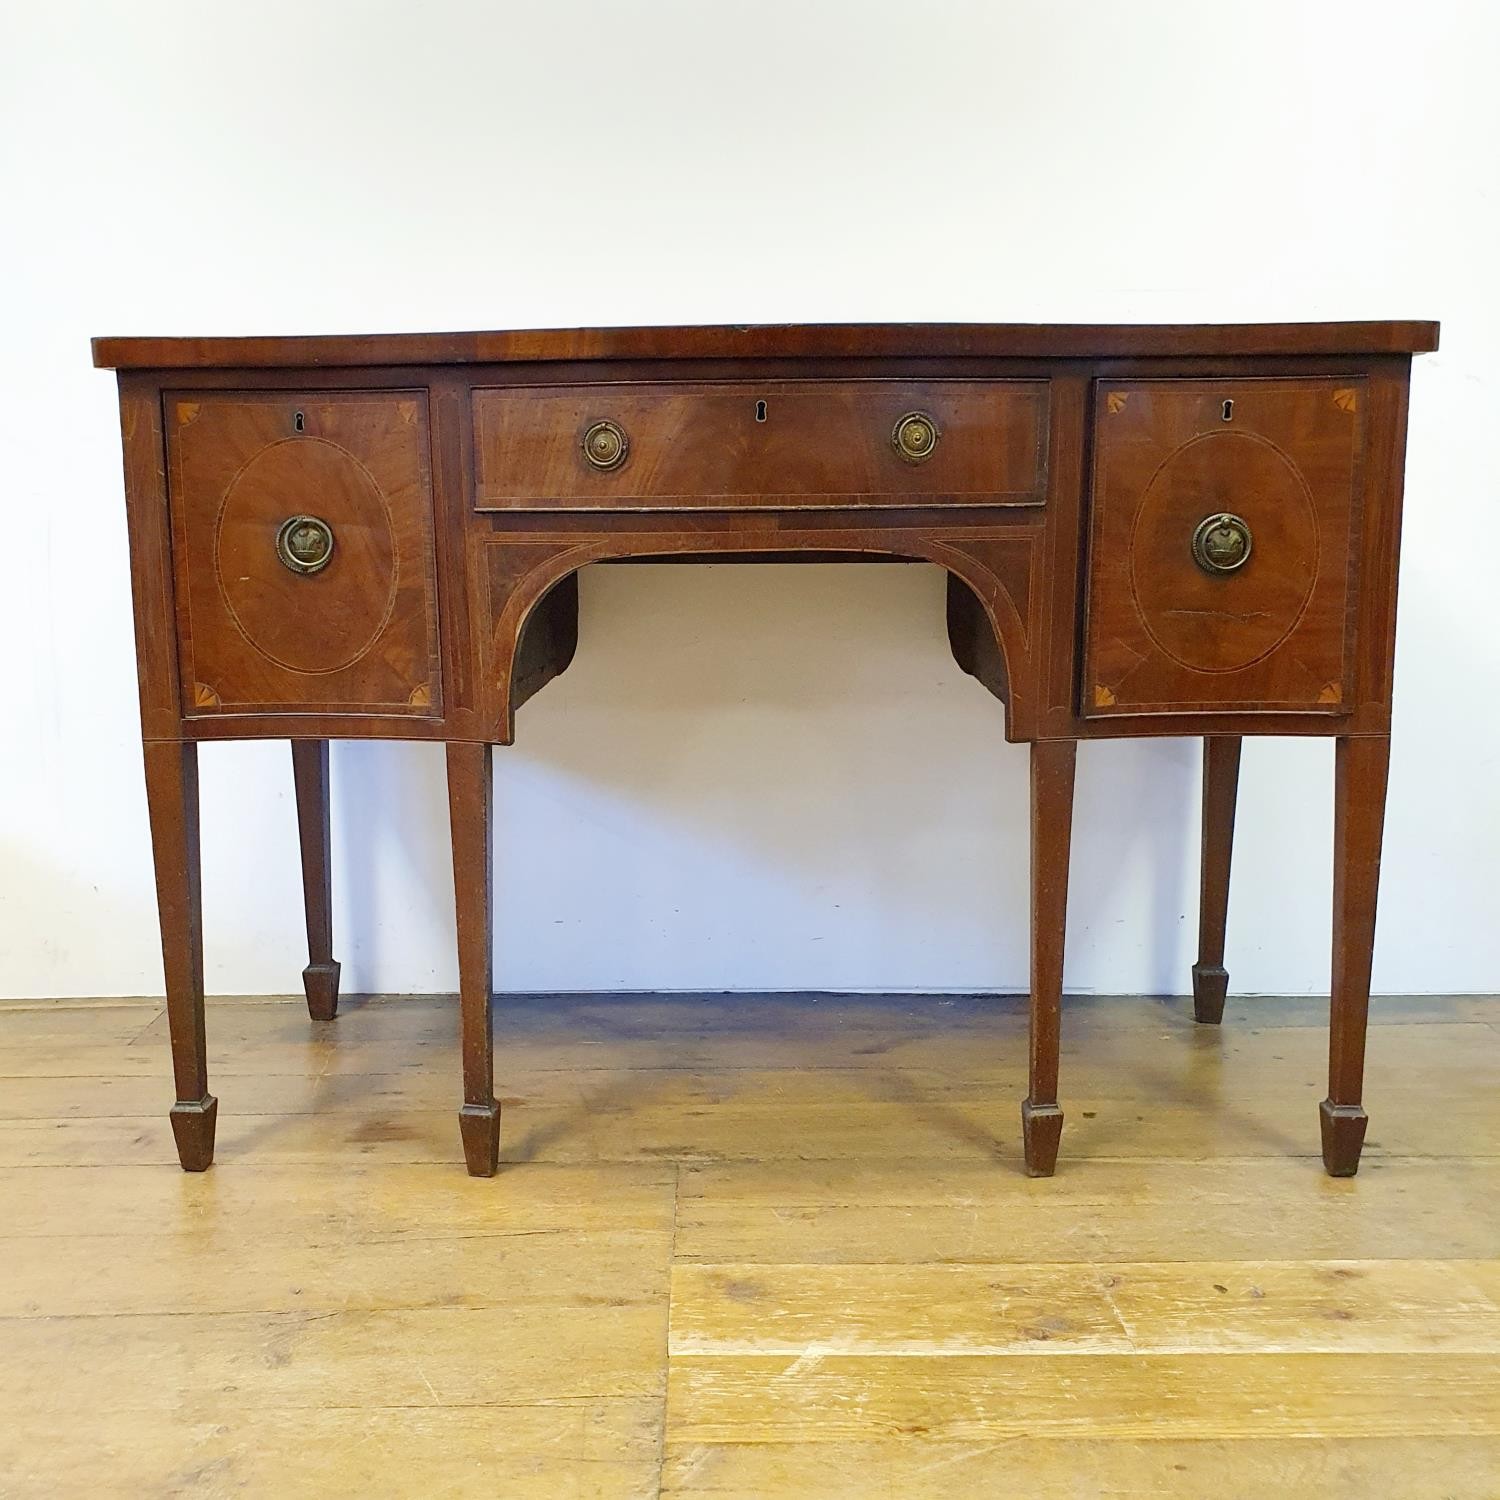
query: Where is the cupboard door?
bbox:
[1084,379,1364,717]
[166,392,441,716]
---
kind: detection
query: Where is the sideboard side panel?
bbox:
[429,370,482,738]
[1347,359,1413,728]
[117,373,182,741]
[1036,370,1091,738]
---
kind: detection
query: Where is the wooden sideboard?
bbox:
[93,321,1438,1178]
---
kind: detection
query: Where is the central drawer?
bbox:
[471,380,1049,511]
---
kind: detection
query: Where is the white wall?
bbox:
[2,0,1496,1000]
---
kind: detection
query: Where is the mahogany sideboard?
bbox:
[93,320,1438,1178]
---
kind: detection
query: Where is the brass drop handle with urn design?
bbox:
[1191,512,1253,574]
[581,419,629,472]
[275,514,335,575]
[892,410,940,464]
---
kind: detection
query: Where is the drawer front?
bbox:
[472,380,1049,510]
[166,392,441,715]
[1083,379,1364,717]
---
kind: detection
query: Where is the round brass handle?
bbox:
[1191,512,1253,574]
[275,514,335,575]
[892,410,940,464]
[581,419,629,472]
[888,411,936,462]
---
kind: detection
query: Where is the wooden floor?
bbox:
[2,991,1499,1498]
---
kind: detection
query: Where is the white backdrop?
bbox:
[2,1,1496,1000]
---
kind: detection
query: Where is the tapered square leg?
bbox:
[292,739,340,1022]
[1023,740,1076,1177]
[447,741,500,1178]
[1321,735,1390,1178]
[1193,736,1241,1024]
[143,740,217,1172]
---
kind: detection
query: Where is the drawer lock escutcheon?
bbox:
[1191,512,1253,574]
[581,419,629,472]
[892,410,940,464]
[275,514,335,576]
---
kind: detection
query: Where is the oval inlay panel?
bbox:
[1129,431,1319,674]
[215,438,398,674]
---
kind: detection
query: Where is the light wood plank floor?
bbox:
[2,991,1498,1498]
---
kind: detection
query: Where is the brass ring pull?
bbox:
[581,419,629,472]
[892,410,940,464]
[275,514,335,575]
[1191,512,1253,574]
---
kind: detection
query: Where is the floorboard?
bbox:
[1,991,1495,1498]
